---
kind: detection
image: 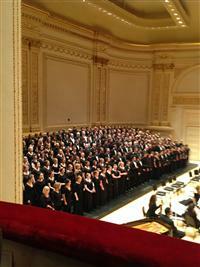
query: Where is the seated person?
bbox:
[194,185,200,205]
[146,195,162,218]
[184,203,200,229]
[160,207,185,238]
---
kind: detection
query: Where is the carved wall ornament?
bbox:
[93,55,109,66]
[40,41,93,61]
[153,63,175,71]
[172,96,200,106]
[109,60,152,70]
[22,36,41,48]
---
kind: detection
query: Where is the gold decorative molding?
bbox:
[153,63,175,71]
[22,4,200,53]
[109,60,152,70]
[40,40,93,61]
[172,96,200,106]
[93,56,109,66]
[22,36,41,48]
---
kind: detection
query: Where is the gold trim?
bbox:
[22,3,200,51]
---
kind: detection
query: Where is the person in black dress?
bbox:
[57,167,67,183]
[52,158,60,181]
[46,170,55,191]
[42,160,51,180]
[23,165,30,185]
[34,172,46,206]
[39,186,54,210]
[118,161,127,195]
[146,195,162,218]
[92,170,101,208]
[73,175,84,215]
[32,161,41,181]
[106,165,113,201]
[112,164,120,198]
[84,173,95,212]
[51,182,63,211]
[99,167,107,206]
[62,179,73,213]
[23,174,35,205]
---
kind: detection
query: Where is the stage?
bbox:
[100,162,200,244]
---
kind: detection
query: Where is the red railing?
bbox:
[0,201,199,266]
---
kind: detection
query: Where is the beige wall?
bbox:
[108,70,149,124]
[170,63,200,160]
[22,4,200,160]
[44,56,91,129]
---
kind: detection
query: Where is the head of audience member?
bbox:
[165,207,172,218]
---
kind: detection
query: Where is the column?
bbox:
[151,63,175,126]
[0,0,22,203]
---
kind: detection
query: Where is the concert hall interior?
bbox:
[0,0,200,266]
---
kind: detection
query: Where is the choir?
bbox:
[23,126,189,215]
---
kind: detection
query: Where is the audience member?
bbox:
[160,207,185,238]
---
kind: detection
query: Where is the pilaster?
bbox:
[0,0,22,203]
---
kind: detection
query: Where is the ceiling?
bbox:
[23,0,200,44]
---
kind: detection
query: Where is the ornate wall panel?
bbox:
[22,49,29,129]
[30,51,40,130]
[108,69,149,124]
[151,72,162,125]
[43,54,91,130]
[160,73,170,125]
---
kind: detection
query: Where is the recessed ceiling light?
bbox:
[107,12,112,15]
[176,17,180,20]
[165,0,169,2]
[171,9,175,11]
[102,10,106,13]
[174,13,178,16]
[181,25,186,27]
[178,21,183,24]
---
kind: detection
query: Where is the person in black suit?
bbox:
[184,203,200,229]
[160,207,185,238]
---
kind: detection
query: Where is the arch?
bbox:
[172,65,200,93]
